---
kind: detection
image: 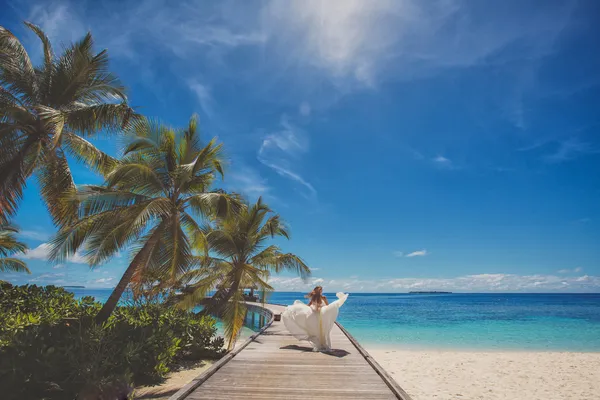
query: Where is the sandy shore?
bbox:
[135,360,213,399]
[367,347,600,400]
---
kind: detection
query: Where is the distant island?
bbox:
[62,285,85,288]
[409,291,452,294]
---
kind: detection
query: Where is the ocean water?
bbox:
[67,289,600,352]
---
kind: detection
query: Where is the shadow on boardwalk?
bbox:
[280,344,350,358]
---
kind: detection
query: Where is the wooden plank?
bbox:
[170,303,409,400]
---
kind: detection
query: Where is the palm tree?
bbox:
[179,197,311,350]
[50,115,236,323]
[0,224,30,276]
[0,22,134,226]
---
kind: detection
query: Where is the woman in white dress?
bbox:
[282,286,349,352]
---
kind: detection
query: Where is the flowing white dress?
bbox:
[282,292,349,351]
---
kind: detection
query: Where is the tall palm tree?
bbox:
[179,197,311,349]
[50,115,236,323]
[0,224,30,275]
[0,22,134,226]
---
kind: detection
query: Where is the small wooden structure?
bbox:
[242,285,259,302]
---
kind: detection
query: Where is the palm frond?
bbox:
[62,131,119,176]
[65,103,134,136]
[36,149,78,226]
[0,25,37,102]
[186,192,238,219]
[0,258,30,273]
[0,224,29,273]
[0,224,28,257]
[105,162,166,195]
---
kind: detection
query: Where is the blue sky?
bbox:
[2,0,599,292]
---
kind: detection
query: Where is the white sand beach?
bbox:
[367,347,600,400]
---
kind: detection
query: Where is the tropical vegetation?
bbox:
[0,21,311,398]
[0,22,134,226]
[178,197,310,348]
[49,114,238,323]
[0,224,30,278]
[0,283,224,400]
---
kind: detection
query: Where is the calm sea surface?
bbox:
[67,289,600,352]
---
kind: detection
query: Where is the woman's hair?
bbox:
[307,286,323,305]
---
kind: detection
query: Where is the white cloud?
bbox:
[432,156,456,169]
[260,0,574,88]
[21,243,87,264]
[268,273,600,293]
[19,230,51,241]
[92,277,114,284]
[558,267,583,274]
[258,160,316,198]
[28,2,86,44]
[18,0,578,138]
[260,117,309,155]
[405,249,428,257]
[188,80,214,117]
[393,251,404,257]
[258,117,316,199]
[433,156,451,164]
[29,272,66,284]
[228,165,271,199]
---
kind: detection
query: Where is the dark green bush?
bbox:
[0,283,224,400]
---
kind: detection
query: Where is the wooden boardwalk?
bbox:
[170,304,411,400]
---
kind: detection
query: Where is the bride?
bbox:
[282,286,349,352]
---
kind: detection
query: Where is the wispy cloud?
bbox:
[188,80,214,118]
[544,137,596,163]
[19,229,51,241]
[405,249,428,258]
[91,277,114,285]
[261,0,575,88]
[20,243,87,264]
[392,251,404,257]
[432,156,454,168]
[227,165,271,199]
[29,272,66,285]
[19,0,576,98]
[557,267,583,274]
[258,116,316,199]
[269,272,600,293]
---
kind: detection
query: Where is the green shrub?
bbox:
[0,283,224,400]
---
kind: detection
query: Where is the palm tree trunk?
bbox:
[95,227,162,324]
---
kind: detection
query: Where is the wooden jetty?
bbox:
[169,303,412,400]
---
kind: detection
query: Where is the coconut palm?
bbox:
[0,22,134,226]
[179,197,311,349]
[50,115,236,323]
[0,224,30,275]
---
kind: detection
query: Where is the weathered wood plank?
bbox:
[171,303,411,400]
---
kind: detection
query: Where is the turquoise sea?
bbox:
[67,289,600,352]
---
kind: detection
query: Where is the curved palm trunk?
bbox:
[95,228,162,324]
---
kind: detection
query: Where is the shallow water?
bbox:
[67,289,600,351]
